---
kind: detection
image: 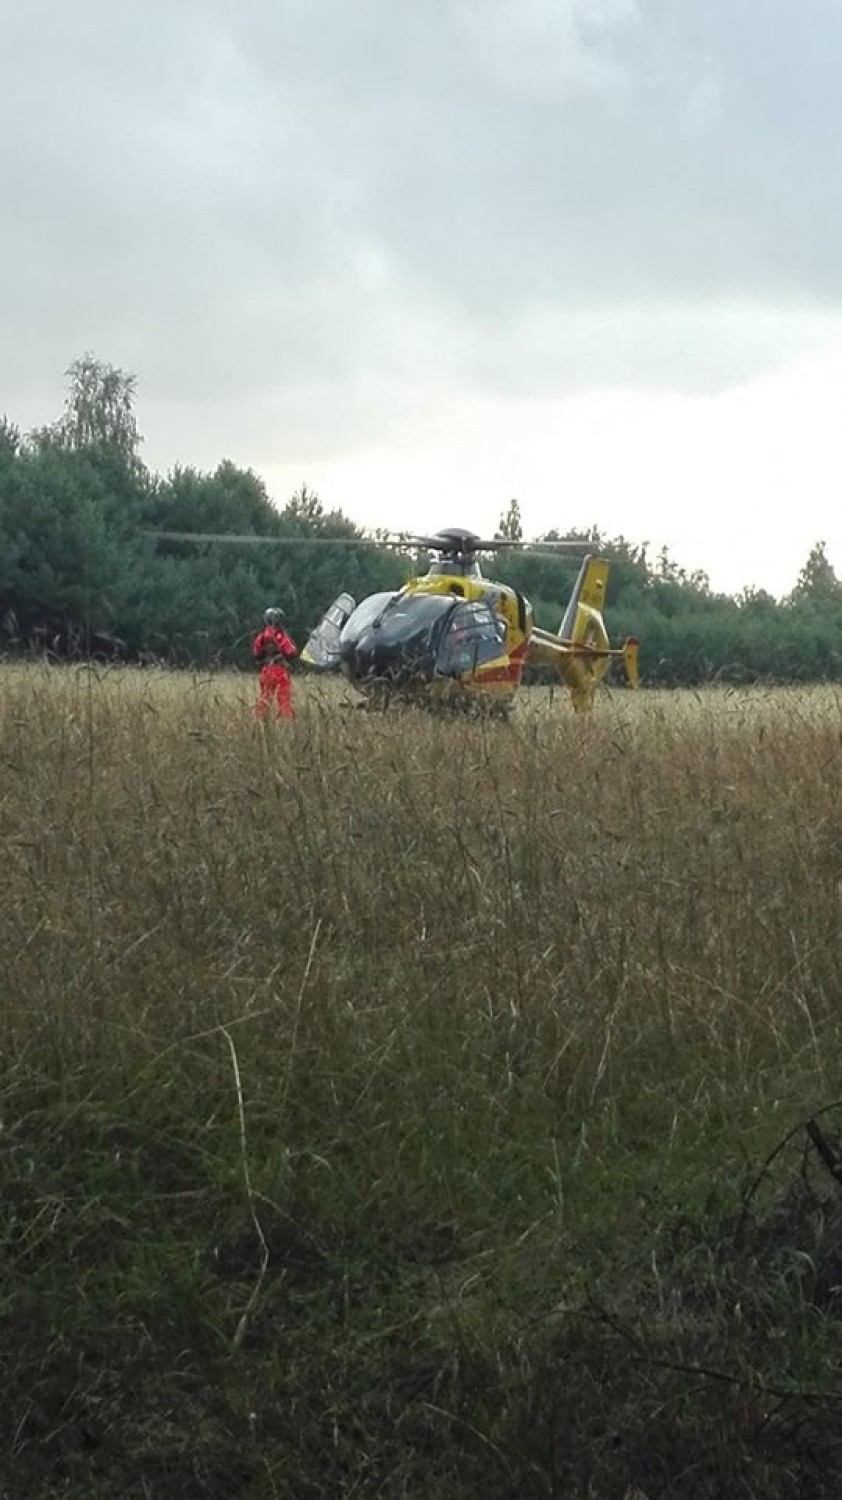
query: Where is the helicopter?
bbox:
[300,528,639,714]
[147,523,639,713]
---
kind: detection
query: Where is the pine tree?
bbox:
[496,498,523,542]
[791,540,841,601]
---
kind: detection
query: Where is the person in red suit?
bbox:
[252,607,297,719]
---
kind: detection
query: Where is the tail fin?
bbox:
[559,557,639,703]
[559,557,609,642]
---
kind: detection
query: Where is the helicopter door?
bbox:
[301,592,356,670]
[435,601,506,677]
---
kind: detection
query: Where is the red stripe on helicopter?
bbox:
[476,645,527,685]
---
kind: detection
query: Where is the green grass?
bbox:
[1,665,842,1496]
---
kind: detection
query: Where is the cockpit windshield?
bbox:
[341,591,452,649]
[340,591,399,644]
[372,594,453,645]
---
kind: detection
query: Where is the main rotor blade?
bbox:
[486,540,591,552]
[145,529,596,554]
[144,530,411,548]
[406,534,591,553]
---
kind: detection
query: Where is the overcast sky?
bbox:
[3,0,841,595]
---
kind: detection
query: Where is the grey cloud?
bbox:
[2,0,842,454]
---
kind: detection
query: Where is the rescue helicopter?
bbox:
[148,524,639,714]
[300,528,639,714]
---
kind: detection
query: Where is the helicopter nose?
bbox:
[342,631,433,686]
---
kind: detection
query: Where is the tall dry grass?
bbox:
[1,664,841,1497]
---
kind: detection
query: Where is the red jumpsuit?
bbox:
[252,624,297,719]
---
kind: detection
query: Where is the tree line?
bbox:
[1,356,841,684]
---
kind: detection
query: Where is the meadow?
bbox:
[1,664,841,1498]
